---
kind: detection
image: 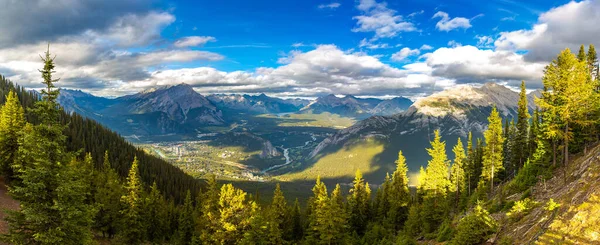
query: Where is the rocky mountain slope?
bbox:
[207,93,309,114]
[300,94,412,118]
[58,84,225,138]
[307,83,539,182]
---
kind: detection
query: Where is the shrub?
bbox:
[449,204,497,245]
[507,198,537,221]
[436,219,455,242]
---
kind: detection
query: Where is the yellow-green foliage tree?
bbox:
[450,138,466,211]
[120,157,145,244]
[419,129,451,234]
[0,91,25,182]
[537,48,598,166]
[480,106,505,193]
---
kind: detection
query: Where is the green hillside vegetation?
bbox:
[257,111,356,129]
[279,138,386,182]
[2,45,600,244]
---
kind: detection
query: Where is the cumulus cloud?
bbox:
[423,45,545,86]
[391,47,420,61]
[174,36,216,48]
[433,11,473,31]
[318,2,341,9]
[0,0,159,47]
[352,0,417,39]
[358,38,391,49]
[476,35,494,48]
[420,44,434,50]
[495,0,600,62]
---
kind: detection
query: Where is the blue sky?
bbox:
[0,0,596,99]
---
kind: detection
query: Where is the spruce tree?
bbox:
[348,169,371,235]
[176,190,196,244]
[481,106,505,193]
[0,90,25,182]
[268,183,287,242]
[94,151,123,239]
[420,129,450,234]
[387,151,410,230]
[577,44,587,62]
[515,81,530,169]
[145,182,168,243]
[3,46,94,244]
[450,138,466,211]
[587,44,598,80]
[306,176,328,243]
[120,157,145,244]
[213,184,258,244]
[290,198,304,241]
[537,48,598,166]
[465,132,474,196]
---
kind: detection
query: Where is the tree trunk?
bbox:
[552,140,557,166]
[564,122,569,166]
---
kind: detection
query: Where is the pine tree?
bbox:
[198,175,220,242]
[465,132,474,196]
[537,48,597,166]
[268,183,287,242]
[420,129,450,234]
[213,184,258,244]
[450,138,466,211]
[145,182,168,243]
[587,44,598,80]
[176,190,196,245]
[120,157,145,244]
[577,44,587,62]
[322,184,348,244]
[94,151,123,239]
[387,151,410,230]
[3,46,94,244]
[290,198,304,241]
[481,106,505,193]
[0,91,25,182]
[515,81,531,169]
[348,169,371,235]
[306,176,328,243]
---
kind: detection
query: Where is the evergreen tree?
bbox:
[198,175,220,242]
[537,48,597,166]
[268,183,287,242]
[323,184,348,244]
[306,176,328,243]
[290,198,304,241]
[450,138,466,211]
[176,190,196,245]
[577,44,587,62]
[587,44,598,80]
[387,151,410,230]
[505,121,517,178]
[481,107,505,193]
[120,157,145,244]
[3,46,94,245]
[212,184,258,244]
[465,132,474,196]
[348,169,371,235]
[420,129,450,234]
[0,90,25,182]
[144,182,168,243]
[94,151,123,239]
[515,81,531,169]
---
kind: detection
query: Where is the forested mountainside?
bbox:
[299,94,413,119]
[2,45,600,244]
[0,77,201,203]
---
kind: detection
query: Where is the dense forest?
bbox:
[0,44,599,244]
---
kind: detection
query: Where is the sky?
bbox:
[0,0,597,99]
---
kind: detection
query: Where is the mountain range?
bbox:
[300,83,541,183]
[57,84,413,139]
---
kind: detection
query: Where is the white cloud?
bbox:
[433,11,472,31]
[475,35,494,48]
[358,38,391,49]
[318,2,341,9]
[352,0,417,39]
[391,47,420,61]
[420,44,433,50]
[448,40,462,47]
[424,45,545,84]
[86,12,176,47]
[494,0,600,62]
[408,10,424,18]
[174,36,216,48]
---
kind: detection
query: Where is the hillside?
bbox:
[493,143,600,244]
[300,94,412,119]
[288,83,539,184]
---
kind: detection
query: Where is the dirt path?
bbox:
[0,177,19,235]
